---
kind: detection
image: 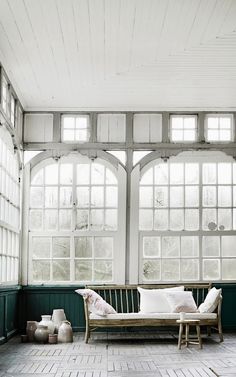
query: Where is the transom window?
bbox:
[10,94,15,126]
[139,155,236,282]
[205,114,233,142]
[170,115,197,142]
[0,128,20,284]
[61,115,90,142]
[29,157,122,284]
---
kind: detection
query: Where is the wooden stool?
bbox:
[176,319,202,350]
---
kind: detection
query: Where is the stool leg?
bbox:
[185,324,189,347]
[178,323,184,349]
[196,325,202,349]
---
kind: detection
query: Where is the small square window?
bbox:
[170,115,197,142]
[61,115,90,142]
[205,114,234,142]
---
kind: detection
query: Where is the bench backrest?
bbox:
[86,283,211,313]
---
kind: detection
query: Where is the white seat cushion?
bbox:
[89,312,217,320]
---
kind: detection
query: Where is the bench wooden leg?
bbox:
[196,325,202,349]
[178,323,184,350]
[207,326,211,337]
[185,324,189,347]
[218,319,224,342]
[85,324,90,343]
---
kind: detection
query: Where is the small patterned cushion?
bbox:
[75,288,117,316]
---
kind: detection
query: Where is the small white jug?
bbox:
[58,320,73,343]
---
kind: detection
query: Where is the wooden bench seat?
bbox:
[83,283,223,343]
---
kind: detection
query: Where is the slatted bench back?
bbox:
[86,283,211,313]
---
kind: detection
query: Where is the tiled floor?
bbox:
[0,331,236,376]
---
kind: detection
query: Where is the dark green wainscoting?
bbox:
[19,286,85,333]
[0,286,21,344]
[1,283,236,343]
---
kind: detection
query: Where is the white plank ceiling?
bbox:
[0,0,236,111]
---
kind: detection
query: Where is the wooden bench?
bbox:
[83,283,223,343]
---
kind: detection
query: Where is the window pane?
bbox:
[60,187,72,207]
[202,237,220,257]
[60,164,73,184]
[33,260,50,281]
[202,164,216,184]
[181,237,199,257]
[77,164,90,184]
[75,237,92,258]
[45,165,58,184]
[185,209,199,230]
[182,259,199,280]
[162,237,180,257]
[170,209,184,230]
[139,209,153,230]
[94,237,113,258]
[218,209,231,230]
[75,260,92,281]
[185,164,199,184]
[94,260,112,281]
[202,209,217,230]
[222,236,236,257]
[162,259,180,281]
[203,259,220,280]
[45,210,58,230]
[140,187,153,207]
[154,209,168,230]
[170,187,184,207]
[143,260,160,281]
[104,209,117,230]
[203,186,216,207]
[52,260,70,281]
[154,164,168,184]
[90,209,103,230]
[218,163,231,184]
[52,238,70,258]
[106,187,118,207]
[143,237,161,257]
[77,187,89,207]
[218,186,231,207]
[45,187,58,208]
[170,164,184,184]
[59,210,71,230]
[185,186,199,207]
[222,259,236,280]
[91,187,104,207]
[30,187,44,207]
[91,164,104,184]
[30,210,43,230]
[32,237,50,258]
[77,210,89,230]
[140,168,153,185]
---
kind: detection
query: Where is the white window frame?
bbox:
[25,153,126,285]
[130,151,236,284]
[61,114,90,143]
[0,126,20,285]
[170,114,198,143]
[205,114,234,143]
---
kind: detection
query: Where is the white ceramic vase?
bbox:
[52,309,66,333]
[38,315,55,335]
[58,320,73,343]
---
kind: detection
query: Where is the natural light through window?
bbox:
[170,115,197,142]
[62,115,90,142]
[205,114,233,142]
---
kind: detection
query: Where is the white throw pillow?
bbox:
[138,286,184,313]
[164,291,198,313]
[198,287,222,313]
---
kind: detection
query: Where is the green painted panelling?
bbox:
[0,296,5,340]
[20,286,85,332]
[6,292,18,337]
[215,284,236,329]
[0,286,20,344]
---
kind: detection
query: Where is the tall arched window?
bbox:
[28,154,126,284]
[131,151,236,283]
[0,127,20,284]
